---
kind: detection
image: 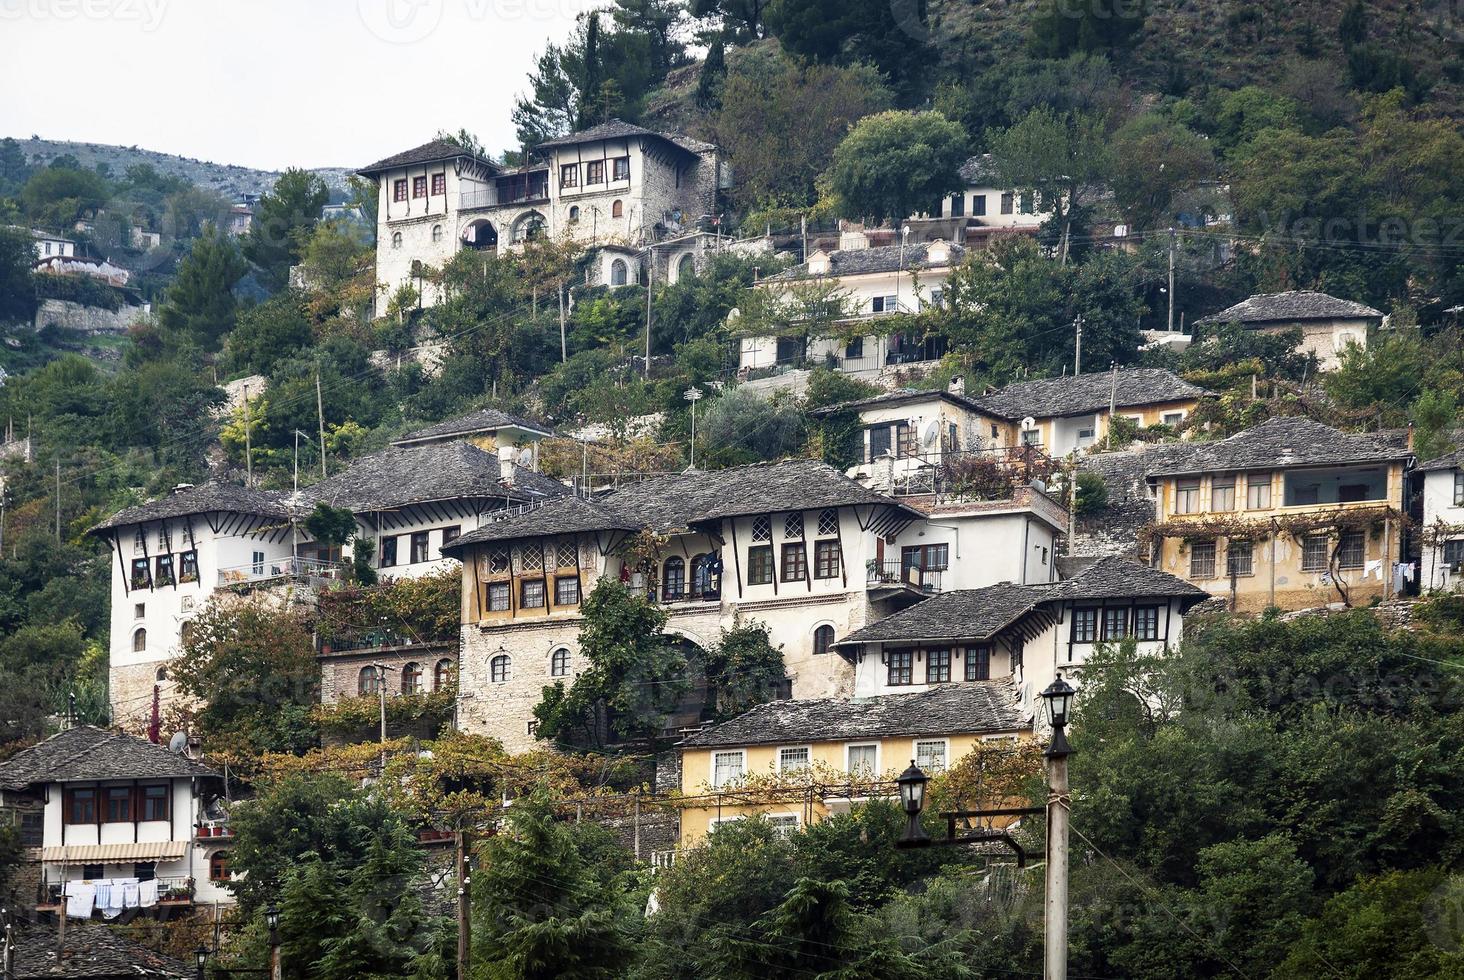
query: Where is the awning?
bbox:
[34,841,189,863]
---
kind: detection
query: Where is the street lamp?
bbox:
[1041,673,1076,757]
[266,903,281,980]
[895,761,931,847]
[1039,673,1077,980]
[194,945,209,980]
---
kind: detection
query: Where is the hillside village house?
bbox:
[361,121,728,308]
[739,240,963,378]
[1194,290,1383,372]
[440,458,1068,752]
[674,684,1026,844]
[910,154,1052,246]
[1418,447,1464,590]
[0,726,235,919]
[1143,417,1413,611]
[27,229,76,258]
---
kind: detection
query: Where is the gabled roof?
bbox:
[1144,417,1411,477]
[0,726,216,792]
[358,139,500,176]
[969,368,1211,421]
[1046,555,1208,603]
[958,153,999,184]
[678,683,1024,748]
[89,481,290,533]
[11,923,191,979]
[534,119,707,157]
[1417,448,1464,473]
[392,406,557,447]
[762,243,965,282]
[806,387,984,419]
[443,496,638,553]
[303,442,569,512]
[1194,290,1383,326]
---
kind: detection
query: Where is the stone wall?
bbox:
[34,298,147,334]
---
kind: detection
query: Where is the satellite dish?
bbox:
[918,419,941,449]
[167,731,188,754]
[1021,416,1037,432]
[517,447,534,466]
[726,307,741,322]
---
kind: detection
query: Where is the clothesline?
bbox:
[62,876,160,918]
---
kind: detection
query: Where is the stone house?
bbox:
[1417,447,1464,591]
[909,153,1053,246]
[1194,290,1383,372]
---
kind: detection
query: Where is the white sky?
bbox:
[0,0,595,170]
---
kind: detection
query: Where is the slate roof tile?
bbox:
[359,139,498,176]
[1418,448,1464,473]
[1194,290,1383,326]
[969,369,1211,421]
[303,442,569,512]
[11,923,191,978]
[0,726,216,792]
[90,482,289,533]
[1143,417,1410,476]
[763,243,965,281]
[393,407,557,446]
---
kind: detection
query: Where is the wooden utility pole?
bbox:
[1045,749,1070,980]
[315,369,328,479]
[243,383,253,489]
[558,283,567,364]
[644,258,654,378]
[1072,316,1083,376]
[54,458,61,543]
[1167,227,1177,334]
[456,830,472,980]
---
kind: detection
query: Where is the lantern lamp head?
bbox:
[265,903,280,932]
[894,761,931,848]
[1041,673,1077,758]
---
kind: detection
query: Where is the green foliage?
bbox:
[32,271,128,312]
[1108,113,1215,231]
[225,292,314,375]
[304,501,358,549]
[1325,331,1431,420]
[824,110,967,225]
[1028,0,1146,58]
[765,0,930,102]
[1074,470,1109,514]
[804,367,881,468]
[243,168,330,290]
[702,620,787,719]
[988,106,1111,258]
[698,386,805,466]
[1412,388,1459,464]
[156,226,248,350]
[316,568,462,644]
[19,162,110,227]
[0,226,38,325]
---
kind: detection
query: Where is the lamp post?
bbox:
[895,761,931,847]
[194,944,209,980]
[1040,673,1076,980]
[683,387,703,469]
[266,903,281,980]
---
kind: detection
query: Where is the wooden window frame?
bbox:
[431,172,446,196]
[410,531,430,565]
[585,160,605,184]
[1102,608,1128,642]
[886,650,914,686]
[65,787,97,825]
[486,582,511,612]
[776,745,812,775]
[1133,606,1161,642]
[393,179,408,202]
[914,738,949,772]
[926,648,952,684]
[711,749,745,789]
[965,644,991,681]
[812,624,835,656]
[813,540,841,579]
[747,545,774,585]
[554,575,581,606]
[412,175,428,199]
[141,784,169,821]
[1190,540,1217,579]
[780,542,807,583]
[1071,608,1098,644]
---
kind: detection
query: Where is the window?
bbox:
[966,645,991,681]
[1302,535,1330,572]
[610,258,628,286]
[1455,472,1464,506]
[712,750,744,788]
[896,422,916,458]
[431,224,443,243]
[434,658,454,690]
[134,861,156,882]
[156,667,168,682]
[487,582,511,612]
[872,294,899,314]
[1162,412,1185,427]
[402,662,423,694]
[489,548,510,574]
[1072,608,1098,644]
[132,784,167,822]
[814,540,841,579]
[845,336,864,359]
[358,666,381,695]
[663,556,685,599]
[902,544,949,573]
[413,175,428,198]
[132,628,146,653]
[106,786,132,822]
[612,157,630,181]
[691,554,718,598]
[393,179,408,202]
[1021,428,1042,446]
[926,648,952,683]
[179,550,198,583]
[1247,474,1272,510]
[1176,478,1201,514]
[778,746,811,774]
[410,531,430,564]
[748,545,774,585]
[868,425,892,460]
[560,163,579,188]
[134,603,146,619]
[1020,193,1034,214]
[784,513,803,538]
[813,625,835,656]
[432,172,446,195]
[1338,531,1365,569]
[82,864,104,880]
[252,551,265,576]
[441,526,461,553]
[1211,476,1236,512]
[1102,608,1128,641]
[611,199,624,218]
[521,579,546,608]
[551,648,571,677]
[1443,539,1464,565]
[1000,191,1015,214]
[1338,484,1369,503]
[131,558,151,590]
[209,851,231,883]
[555,576,581,606]
[972,193,987,216]
[817,509,839,536]
[490,655,511,683]
[949,193,964,217]
[1190,540,1217,578]
[847,743,878,776]
[66,788,96,824]
[380,537,398,567]
[391,231,402,249]
[1227,540,1253,577]
[1290,483,1320,506]
[586,160,605,184]
[887,650,914,686]
[1133,606,1160,641]
[781,542,807,582]
[569,205,580,222]
[915,739,948,772]
[521,543,544,572]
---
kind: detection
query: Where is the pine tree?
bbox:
[695,34,726,110]
[156,226,247,350]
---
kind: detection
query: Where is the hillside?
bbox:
[11,137,355,201]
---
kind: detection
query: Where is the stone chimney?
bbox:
[948,376,966,396]
[497,444,517,486]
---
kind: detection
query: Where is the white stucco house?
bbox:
[906,153,1053,246]
[1194,290,1383,372]
[1419,447,1464,591]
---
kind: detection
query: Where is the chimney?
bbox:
[498,444,517,486]
[948,376,966,396]
[1406,421,1415,451]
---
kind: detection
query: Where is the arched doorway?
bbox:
[511,211,546,244]
[462,219,497,252]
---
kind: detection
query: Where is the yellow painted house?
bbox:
[1144,417,1413,611]
[675,684,1028,846]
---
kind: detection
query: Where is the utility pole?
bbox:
[558,283,567,364]
[1107,361,1118,449]
[684,387,703,469]
[315,368,328,479]
[644,258,654,378]
[1073,316,1083,377]
[1042,677,1075,980]
[373,663,394,771]
[54,458,61,543]
[1167,226,1177,334]
[456,830,472,980]
[243,383,253,489]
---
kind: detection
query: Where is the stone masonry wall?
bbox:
[34,298,147,334]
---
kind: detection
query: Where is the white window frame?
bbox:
[776,745,812,775]
[710,749,746,789]
[914,738,949,773]
[844,742,880,777]
[1161,411,1185,426]
[765,813,800,838]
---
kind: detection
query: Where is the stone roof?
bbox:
[678,683,1024,748]
[958,153,999,184]
[11,924,191,979]
[0,726,216,792]
[1144,417,1411,477]
[443,496,638,553]
[90,481,289,533]
[970,368,1211,421]
[1073,444,1194,559]
[393,407,557,446]
[1194,290,1383,326]
[806,388,983,419]
[535,119,704,156]
[838,556,1205,646]
[763,243,965,282]
[303,442,569,512]
[1417,448,1464,473]
[358,139,498,176]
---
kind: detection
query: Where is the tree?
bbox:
[1028,0,1146,58]
[765,0,932,102]
[0,226,37,326]
[244,168,330,290]
[224,293,313,376]
[19,163,109,227]
[297,219,374,321]
[823,111,967,225]
[698,387,806,466]
[0,137,32,197]
[702,620,787,718]
[156,227,247,350]
[989,107,1112,262]
[695,33,726,109]
[1412,389,1458,464]
[1109,113,1216,231]
[533,580,688,749]
[691,0,769,42]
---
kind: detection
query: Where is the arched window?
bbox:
[391,232,402,250]
[511,211,545,243]
[402,662,423,694]
[358,666,381,695]
[490,655,511,683]
[132,628,147,653]
[569,205,580,223]
[611,199,623,218]
[180,620,196,647]
[663,556,685,600]
[677,253,695,281]
[434,658,454,691]
[209,851,231,883]
[155,666,168,683]
[610,258,628,286]
[550,647,571,677]
[431,224,443,243]
[813,624,835,656]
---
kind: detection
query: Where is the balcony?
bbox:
[39,875,194,911]
[218,556,342,587]
[195,820,234,841]
[867,561,942,596]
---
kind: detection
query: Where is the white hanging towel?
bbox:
[65,883,96,920]
[92,880,112,910]
[1364,559,1382,580]
[122,881,141,908]
[138,878,160,908]
[107,878,129,913]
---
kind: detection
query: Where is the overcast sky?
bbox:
[1,0,593,170]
